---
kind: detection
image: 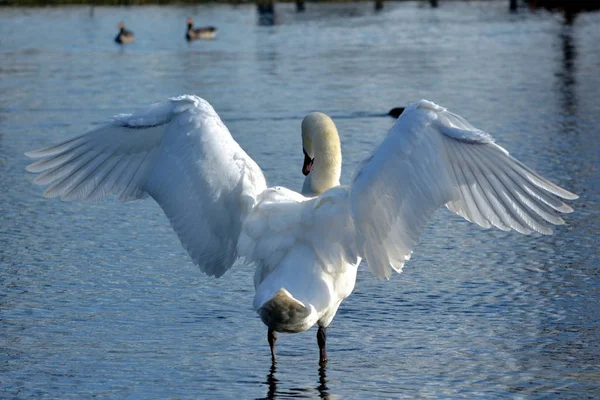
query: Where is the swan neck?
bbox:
[310,134,341,194]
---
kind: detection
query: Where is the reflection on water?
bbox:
[257,3,278,26]
[265,364,278,399]
[1,2,599,399]
[317,366,329,399]
[264,364,330,400]
[557,22,577,117]
[527,1,600,24]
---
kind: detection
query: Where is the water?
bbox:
[1,1,599,398]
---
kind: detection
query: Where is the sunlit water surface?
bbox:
[1,2,599,398]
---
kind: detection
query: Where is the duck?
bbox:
[114,22,135,45]
[25,95,577,365]
[186,17,217,41]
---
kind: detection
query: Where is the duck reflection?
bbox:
[264,363,331,399]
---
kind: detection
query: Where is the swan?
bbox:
[388,107,405,118]
[25,95,577,365]
[114,22,135,45]
[186,18,217,41]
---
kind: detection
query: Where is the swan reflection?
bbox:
[265,363,278,399]
[317,365,329,399]
[264,363,330,399]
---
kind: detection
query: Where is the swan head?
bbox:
[301,112,342,195]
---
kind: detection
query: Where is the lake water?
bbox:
[1,1,599,398]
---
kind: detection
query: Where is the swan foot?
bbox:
[317,326,327,365]
[268,328,278,363]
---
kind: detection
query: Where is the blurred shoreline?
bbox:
[5,0,368,6]
[0,0,484,7]
[2,0,598,11]
[1,0,244,5]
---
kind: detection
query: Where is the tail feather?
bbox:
[258,289,314,333]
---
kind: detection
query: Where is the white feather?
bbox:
[26,95,267,278]
[350,100,577,279]
[26,96,577,343]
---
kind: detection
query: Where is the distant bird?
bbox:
[388,107,405,118]
[115,22,135,45]
[186,17,217,41]
[25,96,577,365]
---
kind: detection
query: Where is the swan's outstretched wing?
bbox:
[26,95,267,277]
[350,100,577,279]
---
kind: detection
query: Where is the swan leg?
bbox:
[317,326,327,365]
[268,328,277,363]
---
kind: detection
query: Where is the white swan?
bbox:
[25,95,577,364]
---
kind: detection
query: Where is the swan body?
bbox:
[242,185,358,333]
[26,95,577,364]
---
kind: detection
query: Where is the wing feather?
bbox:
[26,141,88,173]
[25,136,84,158]
[483,155,567,224]
[451,139,532,233]
[26,95,267,277]
[79,154,125,202]
[350,100,577,279]
[444,138,492,227]
[484,149,574,212]
[463,143,556,233]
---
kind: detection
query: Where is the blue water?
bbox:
[1,2,599,398]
